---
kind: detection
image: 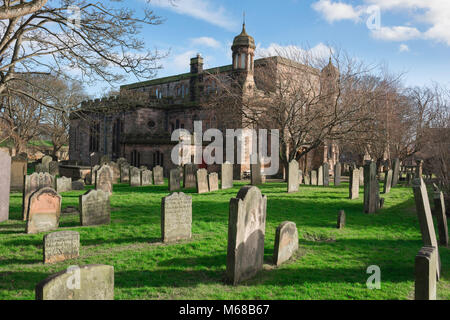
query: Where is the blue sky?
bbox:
[91,0,450,96]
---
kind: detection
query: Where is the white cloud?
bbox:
[150,0,238,31]
[311,0,362,23]
[256,43,334,61]
[172,50,198,72]
[399,43,410,52]
[190,37,221,48]
[371,26,421,41]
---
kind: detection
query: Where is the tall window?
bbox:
[89,122,100,152]
[240,53,246,69]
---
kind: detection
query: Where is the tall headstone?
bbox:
[392,158,400,187]
[26,187,61,234]
[48,161,59,176]
[433,185,448,247]
[250,160,262,186]
[311,170,317,185]
[304,173,310,185]
[22,172,55,221]
[318,166,324,186]
[273,221,298,266]
[79,189,110,226]
[334,162,341,186]
[383,169,393,194]
[161,192,192,243]
[349,168,359,200]
[323,163,330,186]
[56,177,72,193]
[208,173,219,192]
[95,165,113,195]
[0,150,11,222]
[196,169,209,194]
[415,246,437,300]
[287,159,299,193]
[169,168,181,192]
[183,164,197,189]
[35,265,114,300]
[140,169,153,186]
[221,162,233,190]
[153,165,164,185]
[226,186,267,285]
[129,166,141,187]
[41,156,52,173]
[119,163,130,183]
[43,231,80,264]
[359,166,364,185]
[363,161,379,214]
[10,155,27,192]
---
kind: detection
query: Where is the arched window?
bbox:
[240,53,246,69]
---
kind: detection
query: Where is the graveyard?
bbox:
[0,174,448,300]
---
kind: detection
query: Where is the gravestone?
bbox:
[392,158,400,187]
[337,210,346,229]
[433,185,448,247]
[43,231,80,264]
[161,192,192,243]
[48,161,59,176]
[298,170,303,185]
[383,169,393,194]
[0,150,11,222]
[79,189,110,226]
[363,161,379,214]
[359,166,364,185]
[56,177,72,193]
[250,160,262,186]
[141,170,153,186]
[139,165,148,171]
[119,163,129,183]
[226,186,267,285]
[72,180,84,190]
[26,187,61,234]
[41,156,52,173]
[196,169,209,194]
[221,162,233,190]
[311,170,317,185]
[273,221,298,266]
[317,166,324,186]
[304,173,310,185]
[10,156,27,192]
[183,164,197,189]
[153,165,164,185]
[287,160,299,193]
[129,166,141,187]
[334,162,341,186]
[169,168,181,191]
[412,178,441,280]
[415,246,437,300]
[323,163,330,186]
[100,155,110,165]
[108,162,120,183]
[95,165,113,195]
[22,172,55,221]
[208,173,219,192]
[35,264,114,300]
[117,157,127,167]
[35,163,45,173]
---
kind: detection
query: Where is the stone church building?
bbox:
[69,24,339,177]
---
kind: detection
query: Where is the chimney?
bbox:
[190,53,204,74]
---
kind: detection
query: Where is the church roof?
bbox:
[232,24,256,49]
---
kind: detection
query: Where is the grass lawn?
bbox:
[0,180,448,300]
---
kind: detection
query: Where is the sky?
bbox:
[90,0,450,96]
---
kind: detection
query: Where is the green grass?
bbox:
[0,180,449,300]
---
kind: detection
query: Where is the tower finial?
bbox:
[243,11,245,26]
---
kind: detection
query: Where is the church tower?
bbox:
[231,22,256,94]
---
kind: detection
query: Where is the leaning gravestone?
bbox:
[208,173,219,192]
[161,192,192,243]
[226,186,267,285]
[363,161,379,214]
[412,178,441,280]
[79,189,110,226]
[392,158,400,187]
[119,163,130,183]
[140,170,153,186]
[95,165,113,195]
[349,168,360,200]
[48,161,59,176]
[35,264,114,300]
[415,246,437,300]
[22,172,55,221]
[337,210,346,229]
[250,159,262,186]
[221,162,233,190]
[273,221,298,266]
[287,159,299,193]
[56,177,72,193]
[196,169,209,194]
[10,155,27,192]
[433,185,448,247]
[43,231,80,264]
[129,166,141,187]
[183,164,197,189]
[383,169,393,194]
[334,162,341,186]
[317,166,324,186]
[169,168,181,192]
[311,170,317,185]
[0,150,11,222]
[41,156,52,173]
[153,165,164,185]
[26,187,61,234]
[323,162,330,186]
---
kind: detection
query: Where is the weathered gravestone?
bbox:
[392,158,400,187]
[79,189,110,226]
[298,170,303,185]
[412,178,441,280]
[183,164,197,189]
[161,192,192,243]
[208,172,219,192]
[153,165,164,185]
[311,170,317,185]
[415,246,437,300]
[95,165,113,195]
[35,264,114,300]
[10,155,27,192]
[323,163,330,186]
[26,187,61,234]
[119,163,130,183]
[433,185,448,247]
[43,231,80,264]
[363,161,379,214]
[226,186,267,285]
[383,169,393,194]
[22,172,55,221]
[196,169,209,194]
[141,169,153,186]
[117,157,127,168]
[56,177,72,193]
[273,221,298,266]
[334,162,341,186]
[129,166,141,187]
[108,162,120,183]
[41,156,52,173]
[287,160,299,193]
[0,150,11,222]
[221,162,233,190]
[349,168,360,200]
[169,168,181,192]
[304,173,310,185]
[250,160,262,186]
[359,166,364,185]
[317,166,324,186]
[337,210,346,229]
[48,161,59,176]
